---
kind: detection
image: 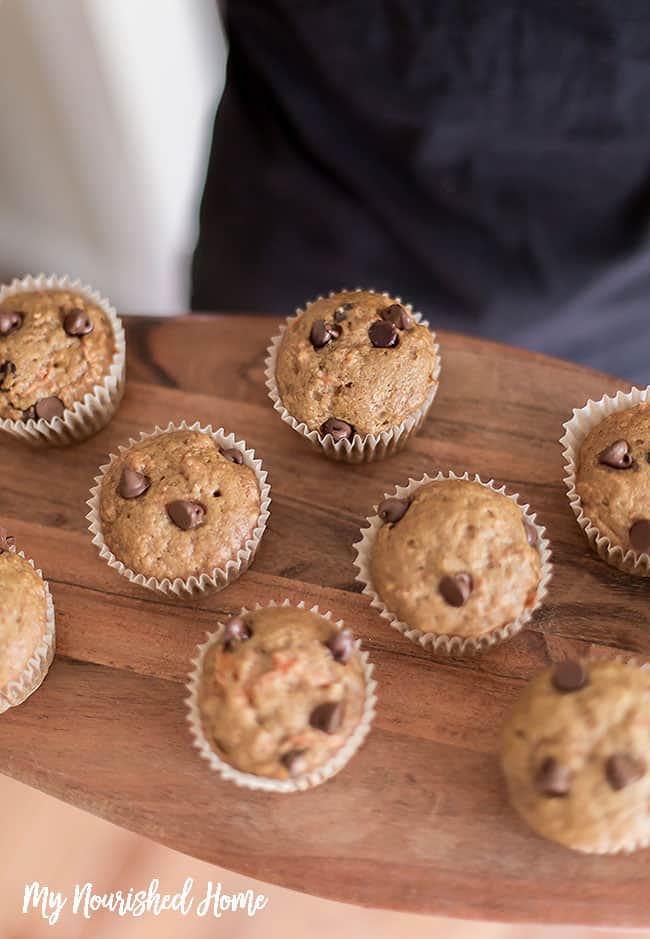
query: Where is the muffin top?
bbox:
[575,403,650,554]
[502,660,650,852]
[198,606,367,779]
[0,530,48,689]
[275,290,439,437]
[0,289,116,422]
[99,431,261,581]
[369,479,541,638]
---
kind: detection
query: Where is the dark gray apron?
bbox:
[193,1,650,383]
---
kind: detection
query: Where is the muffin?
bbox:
[267,289,440,460]
[190,605,374,788]
[0,277,124,445]
[502,659,650,853]
[0,527,55,712]
[355,474,550,653]
[574,403,650,556]
[94,427,268,589]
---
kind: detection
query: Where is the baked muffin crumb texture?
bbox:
[502,660,650,852]
[0,534,48,690]
[199,606,366,779]
[276,290,439,437]
[0,289,116,421]
[99,430,261,581]
[370,479,541,638]
[575,403,650,554]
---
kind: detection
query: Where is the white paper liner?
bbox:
[264,288,441,463]
[0,550,56,713]
[0,274,126,447]
[86,421,271,597]
[185,599,377,792]
[353,471,553,656]
[560,386,650,576]
[505,656,650,855]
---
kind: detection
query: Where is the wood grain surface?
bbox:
[0,314,648,928]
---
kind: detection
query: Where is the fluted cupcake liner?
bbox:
[186,599,377,792]
[86,421,271,597]
[264,288,441,463]
[353,471,552,656]
[560,386,650,576]
[0,274,126,446]
[503,655,650,855]
[0,550,56,713]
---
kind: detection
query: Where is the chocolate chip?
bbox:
[0,311,23,336]
[63,308,93,337]
[598,439,634,469]
[22,406,36,422]
[378,497,410,524]
[310,319,329,348]
[552,660,589,693]
[320,417,355,441]
[166,500,206,530]
[439,572,473,607]
[333,309,347,323]
[281,749,308,775]
[0,526,15,553]
[333,302,355,322]
[605,754,646,791]
[629,519,650,553]
[535,757,571,797]
[34,397,64,421]
[220,447,244,465]
[0,361,16,389]
[326,627,354,664]
[524,520,539,547]
[309,701,343,734]
[222,615,252,646]
[369,319,399,348]
[118,468,151,499]
[310,319,340,348]
[380,303,413,331]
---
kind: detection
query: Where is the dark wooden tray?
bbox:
[0,314,648,927]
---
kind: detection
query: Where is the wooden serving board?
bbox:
[0,315,648,927]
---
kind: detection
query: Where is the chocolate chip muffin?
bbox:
[0,528,51,701]
[0,289,116,422]
[368,478,543,640]
[574,403,650,556]
[99,430,262,582]
[502,659,650,853]
[197,607,368,780]
[274,289,439,441]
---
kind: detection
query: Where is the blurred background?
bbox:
[2,0,650,381]
[0,0,224,314]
